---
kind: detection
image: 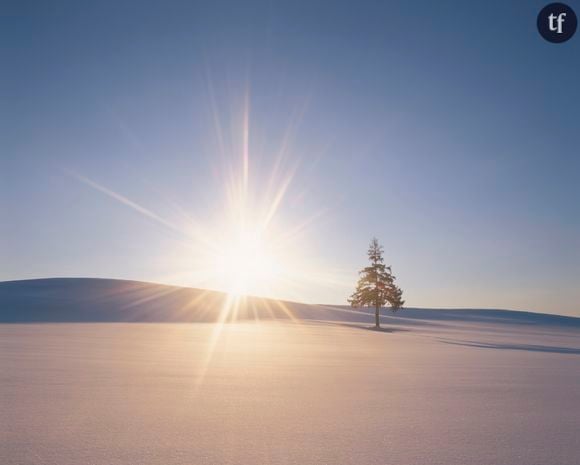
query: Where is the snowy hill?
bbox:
[2,278,580,465]
[1,278,578,328]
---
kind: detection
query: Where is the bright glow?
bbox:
[70,90,351,304]
[64,83,362,387]
[69,90,354,388]
[214,226,280,296]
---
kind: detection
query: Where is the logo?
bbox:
[537,3,577,43]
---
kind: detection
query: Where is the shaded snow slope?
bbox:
[1,278,579,328]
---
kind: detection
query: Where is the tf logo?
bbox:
[537,3,577,43]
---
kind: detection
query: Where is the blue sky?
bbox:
[2,1,579,315]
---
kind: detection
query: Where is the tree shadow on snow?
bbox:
[439,339,580,355]
[366,325,410,333]
[324,321,410,333]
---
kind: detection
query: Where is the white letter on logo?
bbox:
[549,13,558,31]
[556,13,567,33]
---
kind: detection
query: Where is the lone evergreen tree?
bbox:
[349,238,404,328]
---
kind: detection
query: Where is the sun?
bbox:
[70,92,343,303]
[214,225,280,297]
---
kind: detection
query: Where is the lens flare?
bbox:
[69,90,350,304]
[214,226,279,296]
[68,88,357,388]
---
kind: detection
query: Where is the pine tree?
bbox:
[349,238,404,328]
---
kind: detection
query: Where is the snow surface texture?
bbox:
[1,279,580,465]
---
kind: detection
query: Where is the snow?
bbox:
[1,279,580,465]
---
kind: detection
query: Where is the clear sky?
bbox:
[2,0,579,315]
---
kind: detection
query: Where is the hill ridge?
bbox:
[1,278,579,326]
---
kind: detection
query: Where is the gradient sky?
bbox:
[2,0,579,315]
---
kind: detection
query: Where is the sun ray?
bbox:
[242,90,250,202]
[67,171,183,234]
[68,89,349,322]
[205,68,227,161]
[271,299,299,324]
[194,293,238,389]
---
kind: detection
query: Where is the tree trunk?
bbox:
[375,305,380,328]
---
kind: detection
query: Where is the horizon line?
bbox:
[1,276,578,320]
